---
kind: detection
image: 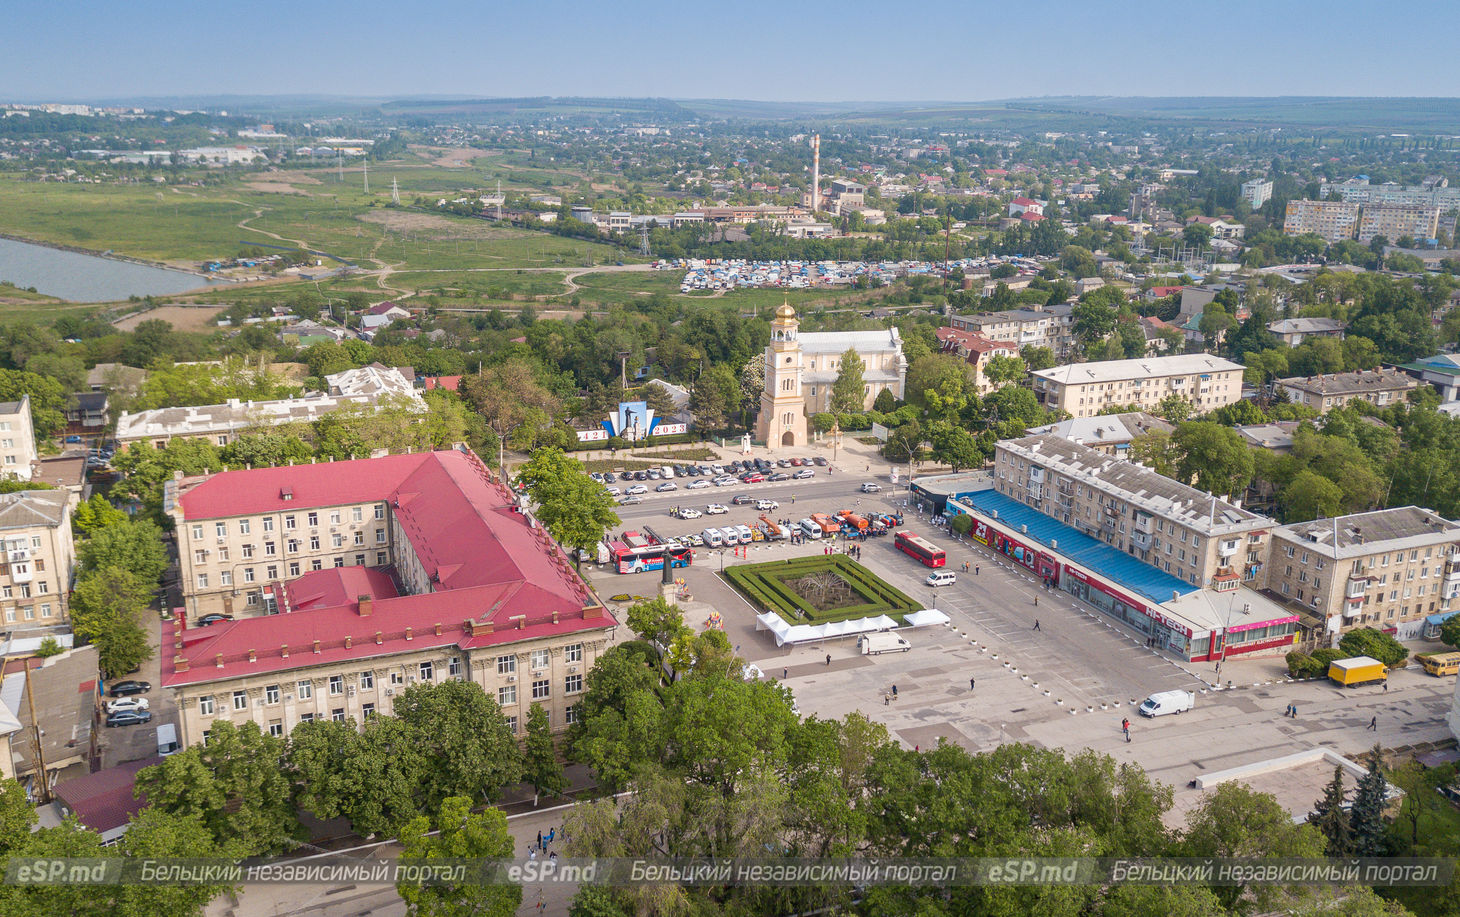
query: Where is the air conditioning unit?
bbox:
[347,686,355,698]
[284,694,293,702]
[567,665,578,674]
[507,674,516,682]
[385,688,395,697]
[216,537,226,545]
[407,676,417,683]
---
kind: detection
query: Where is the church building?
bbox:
[755,302,907,448]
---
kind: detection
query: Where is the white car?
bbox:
[756,499,779,511]
[106,697,150,715]
[714,476,737,486]
[655,482,678,492]
[677,508,703,520]
[604,487,621,497]
[793,469,815,479]
[626,484,649,495]
[705,504,729,515]
[687,479,712,489]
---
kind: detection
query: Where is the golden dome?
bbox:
[774,299,796,322]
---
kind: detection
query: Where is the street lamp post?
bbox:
[830,420,842,464]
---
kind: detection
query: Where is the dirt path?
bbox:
[236,207,310,251]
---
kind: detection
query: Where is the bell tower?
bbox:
[756,300,807,449]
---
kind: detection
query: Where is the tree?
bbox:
[397,797,521,917]
[524,703,567,806]
[1154,393,1192,424]
[459,359,563,467]
[1349,747,1389,858]
[568,644,663,793]
[982,353,1027,387]
[1178,781,1326,911]
[829,348,866,415]
[929,421,983,472]
[904,354,975,415]
[1438,615,1460,650]
[1171,422,1254,497]
[71,494,128,535]
[391,680,523,809]
[114,808,240,917]
[1282,469,1345,522]
[69,566,155,677]
[1307,766,1354,856]
[1072,298,1117,350]
[516,447,620,563]
[872,387,897,413]
[1128,429,1180,478]
[1183,222,1213,248]
[1020,346,1057,371]
[0,777,36,854]
[882,420,923,468]
[135,720,301,854]
[1338,628,1408,668]
[76,519,170,585]
[688,363,739,432]
[624,596,691,651]
[0,369,70,438]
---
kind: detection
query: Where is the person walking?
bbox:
[1033,619,1040,631]
[1034,596,1039,608]
[537,830,543,850]
[783,667,788,680]
[1384,680,1389,693]
[884,693,890,705]
[1367,715,1378,731]
[1291,704,1298,719]
[547,827,555,845]
[969,677,976,690]
[892,684,898,698]
[1121,717,1130,742]
[826,653,831,666]
[975,564,980,575]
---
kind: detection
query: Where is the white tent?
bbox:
[754,612,904,647]
[903,608,950,628]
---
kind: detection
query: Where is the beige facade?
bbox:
[0,490,75,634]
[1283,200,1361,242]
[1031,354,1244,419]
[0,397,37,481]
[994,435,1272,590]
[169,628,610,747]
[1356,203,1441,245]
[173,491,391,618]
[948,304,1075,359]
[1269,508,1460,642]
[1275,369,1418,414]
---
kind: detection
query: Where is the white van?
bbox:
[720,526,740,546]
[735,524,754,543]
[798,519,823,540]
[156,722,180,756]
[1138,690,1195,717]
[926,570,958,587]
[859,632,912,655]
[660,465,675,478]
[701,528,725,548]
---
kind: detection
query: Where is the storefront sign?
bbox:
[1227,614,1298,634]
[971,520,990,545]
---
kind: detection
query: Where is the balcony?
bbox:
[1057,482,1076,497]
[6,548,28,564]
[1028,467,1044,483]
[9,563,32,584]
[1346,577,1368,599]
[1218,539,1240,557]
[1134,512,1152,533]
[1343,600,1365,619]
[1132,530,1152,550]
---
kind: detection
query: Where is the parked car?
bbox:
[601,472,617,483]
[793,469,815,479]
[687,479,712,490]
[195,613,234,627]
[655,482,678,492]
[108,680,151,698]
[647,469,662,480]
[106,709,153,728]
[777,459,792,467]
[626,484,649,495]
[604,487,622,497]
[927,571,958,587]
[813,457,829,466]
[106,696,150,715]
[731,494,756,505]
[757,499,780,511]
[742,473,766,483]
[714,476,737,486]
[589,472,604,483]
[618,495,644,505]
[705,504,729,515]
[768,472,791,482]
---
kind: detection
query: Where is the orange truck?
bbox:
[836,510,869,532]
[809,513,841,536]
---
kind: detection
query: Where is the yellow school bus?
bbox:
[1420,652,1460,677]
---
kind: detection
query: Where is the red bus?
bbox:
[894,531,946,568]
[609,541,693,574]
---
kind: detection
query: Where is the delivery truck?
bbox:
[1327,655,1388,687]
[1137,690,1195,717]
[810,513,841,537]
[858,632,912,655]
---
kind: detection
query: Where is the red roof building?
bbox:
[164,449,615,747]
[936,326,1021,391]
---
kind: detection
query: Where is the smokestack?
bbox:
[811,134,820,213]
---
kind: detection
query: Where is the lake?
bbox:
[0,236,222,302]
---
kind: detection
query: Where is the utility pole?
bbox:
[363,159,369,195]
[23,661,49,802]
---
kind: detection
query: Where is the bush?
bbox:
[1285,651,1323,679]
[34,637,64,658]
[949,514,973,536]
[1311,647,1345,671]
[1337,627,1408,668]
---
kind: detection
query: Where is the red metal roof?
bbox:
[1019,212,1045,222]
[53,756,159,835]
[165,450,613,688]
[1011,196,1038,206]
[423,375,462,391]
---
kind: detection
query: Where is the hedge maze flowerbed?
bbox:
[723,554,920,625]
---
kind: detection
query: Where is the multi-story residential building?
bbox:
[947,303,1076,359]
[1269,507,1460,642]
[1031,354,1244,419]
[162,449,616,746]
[116,366,424,449]
[1283,200,1361,242]
[935,326,1020,394]
[1356,202,1442,244]
[1274,368,1418,414]
[0,489,76,635]
[1321,177,1460,216]
[1266,317,1346,347]
[0,397,36,481]
[1024,411,1173,457]
[1241,179,1273,210]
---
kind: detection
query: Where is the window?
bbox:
[354,531,364,546]
[390,671,404,685]
[244,567,255,583]
[268,721,283,737]
[263,517,274,533]
[333,557,344,568]
[531,649,551,670]
[196,697,212,717]
[194,549,208,564]
[329,675,344,696]
[565,673,583,693]
[288,562,301,577]
[242,544,254,559]
[332,534,343,548]
[359,671,373,690]
[353,507,363,523]
[449,657,462,677]
[564,704,579,725]
[191,524,204,540]
[309,536,320,551]
[354,554,365,566]
[217,547,230,562]
[375,529,387,544]
[240,519,251,535]
[362,703,375,718]
[497,655,516,675]
[330,511,340,525]
[265,541,277,556]
[376,551,388,565]
[565,644,583,664]
[499,685,517,706]
[196,573,209,589]
[298,680,313,699]
[419,661,434,681]
[266,565,278,579]
[246,591,259,606]
[285,515,296,531]
[299,713,315,724]
[374,505,385,520]
[39,604,50,618]
[233,690,248,711]
[506,716,519,734]
[220,570,232,586]
[215,522,227,538]
[531,679,550,700]
[307,512,318,527]
[331,708,345,723]
[266,684,280,704]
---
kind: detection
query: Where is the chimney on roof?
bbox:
[313,640,321,654]
[344,635,352,649]
[583,604,604,619]
[248,649,256,663]
[174,654,189,673]
[552,610,560,625]
[375,631,383,645]
[405,627,413,641]
[1172,591,1179,602]
[358,595,372,617]
[434,623,442,636]
[216,654,224,668]
[280,644,289,658]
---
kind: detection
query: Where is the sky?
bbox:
[7,0,1460,103]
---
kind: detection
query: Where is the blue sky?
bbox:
[7,0,1459,102]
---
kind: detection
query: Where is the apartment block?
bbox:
[1275,368,1418,414]
[1241,179,1273,210]
[1269,507,1460,640]
[1356,202,1442,244]
[0,396,36,481]
[1283,200,1361,242]
[0,490,76,635]
[993,434,1272,590]
[947,303,1075,359]
[1031,354,1244,419]
[162,449,616,746]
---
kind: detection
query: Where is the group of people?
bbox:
[527,826,562,863]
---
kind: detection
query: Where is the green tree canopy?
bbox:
[516,446,620,560]
[829,348,866,415]
[397,797,521,917]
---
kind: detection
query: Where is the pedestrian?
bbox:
[884,693,890,705]
[826,653,831,666]
[969,677,976,690]
[548,827,555,844]
[530,847,537,861]
[792,494,796,504]
[1292,704,1298,719]
[1033,619,1041,631]
[783,667,788,680]
[1034,596,1039,608]
[537,830,543,850]
[1384,680,1389,693]
[550,850,557,861]
[914,744,919,752]
[892,684,898,698]
[1367,716,1377,731]
[975,564,980,575]
[1125,727,1131,743]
